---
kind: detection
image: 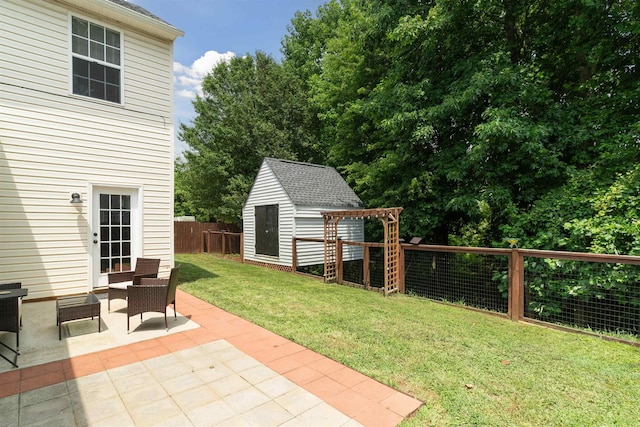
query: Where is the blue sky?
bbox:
[128,0,328,157]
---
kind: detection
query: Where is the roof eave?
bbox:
[52,0,184,41]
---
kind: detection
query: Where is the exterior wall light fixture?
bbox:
[70,193,82,204]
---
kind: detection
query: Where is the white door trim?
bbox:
[89,184,143,289]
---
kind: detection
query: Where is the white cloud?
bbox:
[172,50,235,157]
[173,50,235,100]
[176,89,197,99]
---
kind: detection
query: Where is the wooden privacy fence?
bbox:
[292,237,640,344]
[202,230,243,256]
[174,222,240,254]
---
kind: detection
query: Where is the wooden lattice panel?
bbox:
[244,260,293,273]
[323,216,339,282]
[384,209,401,295]
[321,207,403,293]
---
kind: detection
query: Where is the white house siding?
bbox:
[0,0,176,298]
[243,164,294,267]
[294,207,364,266]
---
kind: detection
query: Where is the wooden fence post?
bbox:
[337,238,343,284]
[508,248,524,321]
[291,237,297,273]
[363,245,370,289]
[399,245,405,294]
[221,231,226,256]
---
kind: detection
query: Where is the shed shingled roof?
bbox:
[264,158,363,208]
[106,0,173,26]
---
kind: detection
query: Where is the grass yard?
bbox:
[176,254,640,426]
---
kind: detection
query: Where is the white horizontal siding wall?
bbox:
[242,163,294,266]
[0,0,175,298]
[294,207,364,266]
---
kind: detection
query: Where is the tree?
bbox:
[177,51,318,224]
[283,0,640,247]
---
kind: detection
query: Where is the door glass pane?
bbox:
[111,227,120,241]
[100,227,109,241]
[99,192,134,274]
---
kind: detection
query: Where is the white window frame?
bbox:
[68,14,124,105]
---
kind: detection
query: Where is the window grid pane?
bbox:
[89,23,105,43]
[72,36,88,56]
[71,16,121,103]
[90,41,104,61]
[72,17,88,37]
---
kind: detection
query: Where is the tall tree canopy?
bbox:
[281,0,639,248]
[176,51,318,223]
[178,0,639,254]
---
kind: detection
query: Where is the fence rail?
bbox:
[291,237,640,344]
[174,222,240,253]
[202,231,243,256]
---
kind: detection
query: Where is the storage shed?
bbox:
[243,158,364,269]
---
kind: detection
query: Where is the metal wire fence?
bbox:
[403,249,509,314]
[341,246,385,289]
[523,256,640,337]
[290,237,640,342]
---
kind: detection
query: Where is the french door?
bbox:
[92,187,140,288]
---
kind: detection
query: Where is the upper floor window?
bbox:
[71,17,121,103]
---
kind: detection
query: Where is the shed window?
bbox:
[71,16,122,103]
[255,205,279,257]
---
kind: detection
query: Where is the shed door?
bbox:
[255,204,279,256]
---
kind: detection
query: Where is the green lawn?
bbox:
[176,254,640,426]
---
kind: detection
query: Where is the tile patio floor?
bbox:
[0,290,422,426]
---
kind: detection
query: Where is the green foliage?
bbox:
[565,165,640,256]
[276,0,640,328]
[176,52,320,224]
[281,0,640,249]
[501,166,640,323]
[180,0,640,265]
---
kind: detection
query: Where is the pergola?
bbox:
[321,207,403,296]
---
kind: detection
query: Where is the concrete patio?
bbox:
[0,290,422,426]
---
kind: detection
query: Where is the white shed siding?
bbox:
[293,207,364,266]
[0,0,175,298]
[243,160,365,269]
[243,164,294,266]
